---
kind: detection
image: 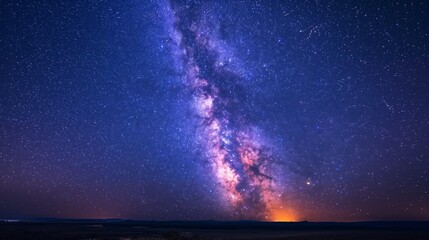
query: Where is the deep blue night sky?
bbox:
[0,0,428,221]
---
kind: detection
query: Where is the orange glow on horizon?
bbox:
[270,207,297,222]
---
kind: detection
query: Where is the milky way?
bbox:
[1,0,427,222]
[162,1,289,220]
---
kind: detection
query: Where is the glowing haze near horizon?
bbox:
[0,0,428,221]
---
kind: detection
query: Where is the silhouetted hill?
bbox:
[1,219,428,240]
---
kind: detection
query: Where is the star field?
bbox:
[0,0,428,221]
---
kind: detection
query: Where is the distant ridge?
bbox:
[2,218,428,231]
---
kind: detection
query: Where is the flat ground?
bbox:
[1,220,428,240]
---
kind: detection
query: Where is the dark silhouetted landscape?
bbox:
[1,219,429,240]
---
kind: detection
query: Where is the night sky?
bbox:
[0,0,428,222]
